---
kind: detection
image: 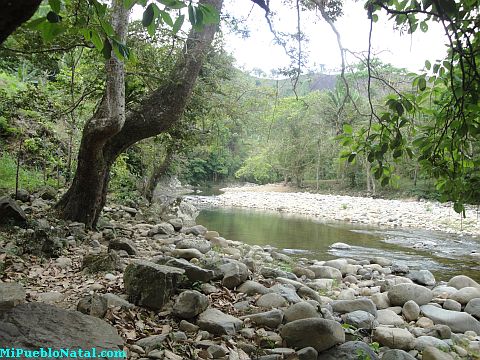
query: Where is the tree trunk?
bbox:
[0,0,42,44]
[56,0,223,228]
[145,146,175,203]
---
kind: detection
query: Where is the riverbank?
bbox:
[190,184,480,236]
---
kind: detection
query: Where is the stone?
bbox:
[421,304,480,333]
[443,299,462,312]
[172,290,209,319]
[280,318,345,352]
[182,224,207,236]
[148,222,175,236]
[82,252,122,273]
[422,346,454,360]
[77,294,108,318]
[197,308,242,335]
[403,300,421,322]
[37,186,57,200]
[296,347,318,360]
[449,286,480,305]
[164,258,214,282]
[241,309,283,328]
[331,298,377,316]
[102,293,134,309]
[0,196,27,224]
[338,288,356,300]
[256,293,288,308]
[136,334,168,352]
[373,327,415,350]
[204,231,220,241]
[417,316,435,328]
[447,275,480,290]
[382,349,416,360]
[260,266,288,279]
[330,242,351,250]
[371,257,392,267]
[238,280,271,295]
[319,341,379,360]
[343,310,376,329]
[414,336,450,351]
[56,257,73,269]
[432,286,458,298]
[172,248,204,260]
[13,189,30,202]
[284,302,320,323]
[123,260,184,310]
[168,218,183,231]
[37,291,64,304]
[219,261,249,289]
[377,309,404,326]
[388,283,433,306]
[108,238,137,255]
[270,283,302,303]
[407,270,436,286]
[0,303,123,355]
[465,298,480,318]
[308,265,342,280]
[208,344,227,358]
[293,266,316,279]
[176,238,212,254]
[391,263,410,275]
[0,282,26,310]
[179,320,199,332]
[371,292,390,309]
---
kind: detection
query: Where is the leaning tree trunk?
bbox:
[145,145,176,203]
[56,0,224,228]
[1,0,42,44]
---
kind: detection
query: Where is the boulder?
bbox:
[0,303,123,356]
[388,283,433,306]
[108,238,138,255]
[123,260,184,310]
[382,349,416,360]
[377,309,404,326]
[280,318,345,352]
[0,196,27,224]
[373,327,415,350]
[308,265,342,280]
[0,282,26,310]
[414,336,450,351]
[343,310,376,329]
[331,298,377,316]
[447,275,480,290]
[219,261,249,289]
[197,308,242,335]
[449,286,480,305]
[82,252,122,273]
[148,222,175,236]
[319,341,379,360]
[175,238,212,254]
[420,304,480,334]
[422,346,454,360]
[284,302,320,323]
[256,293,289,308]
[238,280,271,296]
[172,290,209,319]
[37,186,57,200]
[77,294,108,318]
[240,309,283,328]
[406,270,436,286]
[465,298,480,318]
[165,258,214,283]
[172,248,204,260]
[402,300,421,322]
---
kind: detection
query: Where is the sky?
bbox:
[222,0,448,75]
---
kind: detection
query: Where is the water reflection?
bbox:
[196,207,480,282]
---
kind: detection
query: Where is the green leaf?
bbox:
[453,201,464,214]
[160,10,174,27]
[48,0,61,14]
[347,153,356,163]
[90,30,103,50]
[198,4,220,24]
[420,21,428,32]
[393,149,403,158]
[424,60,431,70]
[102,38,112,59]
[343,123,353,135]
[159,0,187,9]
[46,11,61,23]
[142,3,155,27]
[418,77,427,91]
[381,177,390,186]
[123,0,137,10]
[172,14,185,33]
[395,102,404,116]
[27,17,47,29]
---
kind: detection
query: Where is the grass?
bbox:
[0,152,52,193]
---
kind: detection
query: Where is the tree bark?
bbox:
[0,0,42,44]
[56,0,223,228]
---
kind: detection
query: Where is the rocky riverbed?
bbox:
[189,184,480,236]
[0,191,480,360]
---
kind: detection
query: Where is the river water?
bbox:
[196,206,480,282]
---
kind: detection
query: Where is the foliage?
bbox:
[0,153,55,191]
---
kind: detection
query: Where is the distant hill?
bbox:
[248,72,338,97]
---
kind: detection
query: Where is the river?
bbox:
[196,206,480,282]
